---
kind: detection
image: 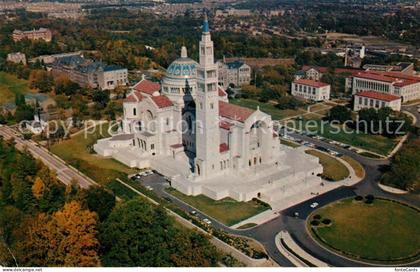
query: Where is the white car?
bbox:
[145,186,153,191]
[310,202,319,209]
[203,218,212,224]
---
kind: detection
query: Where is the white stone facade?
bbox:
[352,72,420,103]
[291,79,331,101]
[353,91,401,112]
[94,16,323,204]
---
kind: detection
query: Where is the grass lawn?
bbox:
[359,151,383,159]
[342,156,365,178]
[305,150,349,181]
[50,123,137,185]
[0,72,31,105]
[309,198,420,264]
[230,98,306,120]
[166,188,270,226]
[280,139,300,148]
[289,118,398,156]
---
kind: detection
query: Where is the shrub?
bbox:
[311,220,320,226]
[322,218,332,225]
[354,195,363,201]
[313,214,322,220]
[364,199,374,204]
[365,194,375,201]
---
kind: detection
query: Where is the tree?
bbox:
[85,187,116,221]
[99,199,219,267]
[19,201,100,267]
[92,90,110,109]
[328,105,352,123]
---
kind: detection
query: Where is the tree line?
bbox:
[0,138,222,267]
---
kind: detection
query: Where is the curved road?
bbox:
[147,131,420,267]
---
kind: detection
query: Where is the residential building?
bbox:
[217,60,251,89]
[353,91,401,112]
[292,79,331,101]
[6,52,26,65]
[94,15,323,205]
[12,28,52,42]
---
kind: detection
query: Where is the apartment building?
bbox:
[12,28,52,42]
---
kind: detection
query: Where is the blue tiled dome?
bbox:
[166,46,198,79]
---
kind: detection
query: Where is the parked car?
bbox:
[145,185,153,191]
[190,210,197,216]
[203,218,212,224]
[310,202,319,209]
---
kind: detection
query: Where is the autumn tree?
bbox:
[18,201,100,267]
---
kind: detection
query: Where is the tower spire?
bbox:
[203,11,209,33]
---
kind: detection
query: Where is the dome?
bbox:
[166,46,198,79]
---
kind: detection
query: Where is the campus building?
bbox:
[353,91,401,112]
[217,59,251,89]
[12,28,52,42]
[51,55,128,90]
[6,52,26,65]
[291,79,331,101]
[94,15,323,206]
[351,71,420,103]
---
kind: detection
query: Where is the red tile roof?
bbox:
[218,87,227,97]
[219,101,255,122]
[133,79,161,95]
[123,91,143,103]
[219,143,229,153]
[220,120,234,130]
[301,65,363,76]
[294,79,330,88]
[151,95,173,108]
[354,72,396,83]
[170,143,183,149]
[355,91,401,102]
[355,71,420,87]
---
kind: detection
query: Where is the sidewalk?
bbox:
[275,231,329,267]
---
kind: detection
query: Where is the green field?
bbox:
[230,98,306,120]
[0,72,31,105]
[342,156,365,178]
[166,188,270,226]
[50,123,137,185]
[305,150,349,181]
[309,198,420,264]
[289,119,398,156]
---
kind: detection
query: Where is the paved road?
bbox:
[140,129,420,267]
[0,125,97,189]
[402,104,420,127]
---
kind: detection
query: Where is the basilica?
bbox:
[94,15,323,206]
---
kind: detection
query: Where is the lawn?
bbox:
[342,156,365,178]
[280,139,300,148]
[309,198,420,264]
[288,118,398,156]
[0,72,31,105]
[230,98,306,121]
[305,150,349,181]
[166,188,270,226]
[50,123,137,185]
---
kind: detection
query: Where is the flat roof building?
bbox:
[292,79,331,101]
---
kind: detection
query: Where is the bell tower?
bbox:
[194,13,220,179]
